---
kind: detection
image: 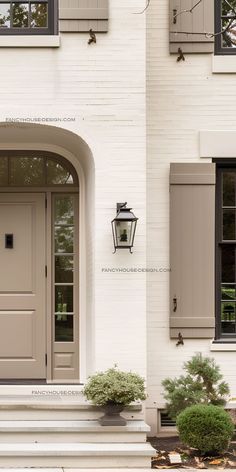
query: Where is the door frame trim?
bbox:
[46,191,52,381]
[0,189,80,384]
[0,142,88,383]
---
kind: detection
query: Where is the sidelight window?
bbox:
[54,195,76,343]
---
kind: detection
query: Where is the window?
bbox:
[0,0,56,35]
[216,165,236,338]
[215,0,236,54]
[54,195,76,343]
[0,151,78,186]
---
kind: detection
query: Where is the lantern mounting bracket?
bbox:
[116,202,127,213]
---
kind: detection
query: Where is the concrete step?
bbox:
[0,470,155,472]
[0,442,155,468]
[0,420,149,443]
[0,396,143,421]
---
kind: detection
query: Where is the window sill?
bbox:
[0,35,60,47]
[212,55,236,73]
[210,340,236,351]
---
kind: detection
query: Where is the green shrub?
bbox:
[176,404,234,455]
[83,367,146,406]
[162,353,230,419]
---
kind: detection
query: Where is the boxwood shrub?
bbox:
[176,404,234,455]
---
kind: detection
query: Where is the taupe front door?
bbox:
[0,193,46,379]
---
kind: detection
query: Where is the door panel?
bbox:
[0,203,34,292]
[0,311,34,357]
[0,194,46,379]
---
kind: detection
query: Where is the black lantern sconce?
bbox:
[111,202,138,253]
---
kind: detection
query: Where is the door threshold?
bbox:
[0,380,47,385]
[0,380,84,385]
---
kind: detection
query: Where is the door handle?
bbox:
[173,9,177,24]
[5,234,13,249]
[173,296,177,312]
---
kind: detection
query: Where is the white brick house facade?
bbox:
[147,0,236,435]
[0,0,236,444]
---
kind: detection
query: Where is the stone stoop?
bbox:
[0,420,149,443]
[0,443,155,467]
[0,392,155,468]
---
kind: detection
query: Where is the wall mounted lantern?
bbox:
[111,202,138,253]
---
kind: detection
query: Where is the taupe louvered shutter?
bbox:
[59,0,108,33]
[170,0,214,53]
[170,163,216,339]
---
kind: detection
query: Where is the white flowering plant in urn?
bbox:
[83,366,146,425]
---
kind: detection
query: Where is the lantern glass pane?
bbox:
[112,221,118,247]
[130,220,137,247]
[116,221,132,246]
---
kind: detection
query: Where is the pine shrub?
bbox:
[162,353,230,419]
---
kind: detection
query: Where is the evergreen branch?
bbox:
[134,0,150,14]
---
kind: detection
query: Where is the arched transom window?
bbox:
[0,151,79,187]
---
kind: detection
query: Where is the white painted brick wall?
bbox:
[0,0,146,377]
[147,0,236,422]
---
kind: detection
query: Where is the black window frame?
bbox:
[0,0,57,35]
[215,161,236,340]
[215,0,236,55]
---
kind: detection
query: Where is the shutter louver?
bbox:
[169,0,214,53]
[59,0,108,33]
[170,163,216,339]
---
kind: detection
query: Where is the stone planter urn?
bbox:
[99,402,127,426]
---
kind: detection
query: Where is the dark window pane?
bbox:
[55,226,74,253]
[223,172,235,206]
[221,285,236,300]
[12,3,29,28]
[55,286,73,313]
[222,0,236,16]
[221,246,235,283]
[55,256,74,283]
[47,159,73,185]
[222,19,236,48]
[221,301,236,333]
[55,315,73,342]
[0,4,10,28]
[0,157,8,185]
[223,209,236,240]
[54,196,74,225]
[31,3,47,27]
[10,157,44,185]
[0,154,77,186]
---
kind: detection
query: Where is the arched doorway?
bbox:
[0,150,80,382]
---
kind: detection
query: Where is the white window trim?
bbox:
[200,130,236,158]
[0,35,60,47]
[210,341,236,351]
[212,55,236,73]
